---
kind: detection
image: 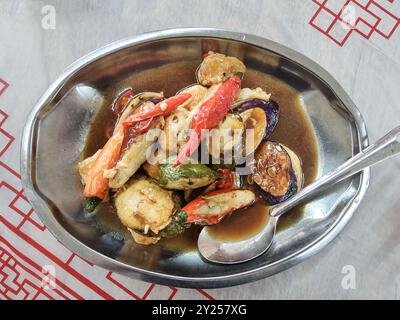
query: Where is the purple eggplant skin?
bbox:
[125,95,163,117]
[256,168,297,205]
[119,97,163,123]
[251,140,303,205]
[236,99,280,139]
[146,98,163,105]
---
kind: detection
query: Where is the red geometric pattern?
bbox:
[0,181,45,231]
[0,79,9,97]
[0,76,215,300]
[0,236,81,300]
[309,0,400,46]
[0,108,20,179]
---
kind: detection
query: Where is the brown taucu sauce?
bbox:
[83,61,319,250]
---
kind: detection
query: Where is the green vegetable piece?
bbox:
[234,71,244,79]
[157,210,191,238]
[84,196,101,212]
[134,211,190,239]
[158,162,218,185]
[209,162,236,171]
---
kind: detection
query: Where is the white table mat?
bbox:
[0,0,399,299]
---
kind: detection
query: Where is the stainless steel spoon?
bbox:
[198,126,400,264]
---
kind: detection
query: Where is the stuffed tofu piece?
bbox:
[197,52,246,86]
[114,176,178,245]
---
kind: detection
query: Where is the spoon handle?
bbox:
[270,126,400,218]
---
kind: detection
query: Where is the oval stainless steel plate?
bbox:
[20,28,369,288]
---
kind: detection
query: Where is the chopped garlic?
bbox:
[103,168,117,179]
[159,101,168,111]
[236,87,271,102]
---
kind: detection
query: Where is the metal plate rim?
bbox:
[20,28,370,288]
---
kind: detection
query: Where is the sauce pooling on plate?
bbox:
[206,201,270,241]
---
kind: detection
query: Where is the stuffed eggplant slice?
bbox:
[251,141,303,205]
[78,51,304,247]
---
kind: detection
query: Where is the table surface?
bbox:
[0,0,399,300]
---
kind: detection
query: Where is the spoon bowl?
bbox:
[199,216,277,264]
[199,126,400,264]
